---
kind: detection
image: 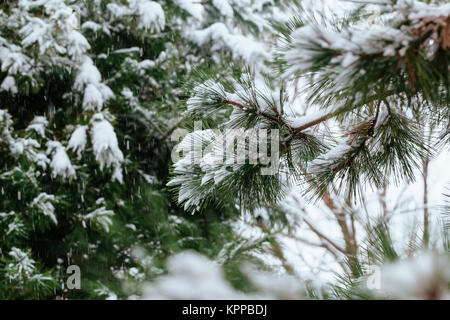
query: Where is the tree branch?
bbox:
[302,217,347,255]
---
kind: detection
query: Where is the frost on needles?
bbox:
[170,0,450,211]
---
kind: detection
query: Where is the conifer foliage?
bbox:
[170,0,450,210]
[167,0,450,299]
[1,0,450,300]
[0,0,291,298]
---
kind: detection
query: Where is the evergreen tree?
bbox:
[168,0,450,299]
[170,0,449,220]
[1,0,449,300]
[0,0,292,299]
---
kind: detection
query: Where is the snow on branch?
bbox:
[46,141,76,180]
[279,0,450,109]
[90,113,124,183]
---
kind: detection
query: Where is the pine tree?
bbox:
[0,0,292,299]
[170,0,449,219]
[2,0,449,300]
[168,0,450,299]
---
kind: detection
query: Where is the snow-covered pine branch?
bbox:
[170,0,449,211]
[279,0,450,110]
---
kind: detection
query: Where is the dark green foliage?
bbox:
[0,0,288,299]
